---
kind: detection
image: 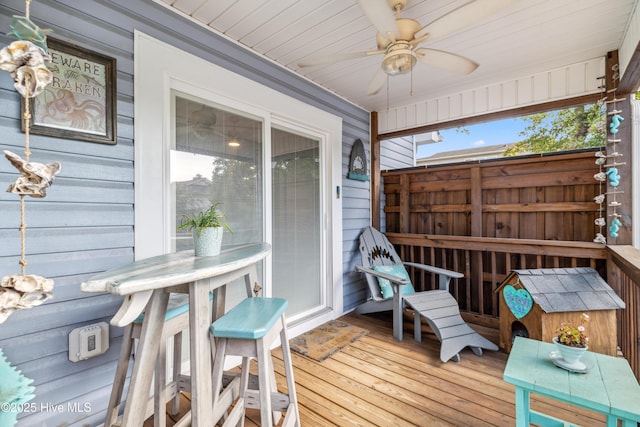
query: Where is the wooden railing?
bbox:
[387,233,608,327]
[387,232,640,379]
[607,246,640,379]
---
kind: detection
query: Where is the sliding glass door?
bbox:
[167,92,325,320]
[271,127,323,318]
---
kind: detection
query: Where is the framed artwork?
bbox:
[21,38,117,145]
[348,138,369,181]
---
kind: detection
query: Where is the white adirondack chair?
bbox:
[355,227,498,362]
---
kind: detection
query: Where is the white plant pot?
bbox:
[553,337,588,367]
[193,227,223,256]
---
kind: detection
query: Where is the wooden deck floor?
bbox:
[148,311,607,426]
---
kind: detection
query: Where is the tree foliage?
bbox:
[503,104,606,156]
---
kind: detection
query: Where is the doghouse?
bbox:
[497,267,625,356]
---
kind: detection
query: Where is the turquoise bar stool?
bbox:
[105,293,208,427]
[210,297,300,427]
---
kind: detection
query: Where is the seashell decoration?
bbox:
[0,274,54,323]
[14,61,51,98]
[0,8,58,326]
[0,40,47,72]
[0,39,51,97]
[4,150,61,198]
[593,233,607,244]
[0,347,35,427]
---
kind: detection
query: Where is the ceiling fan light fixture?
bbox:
[381,47,416,76]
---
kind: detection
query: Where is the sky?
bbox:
[170,149,216,183]
[416,117,527,159]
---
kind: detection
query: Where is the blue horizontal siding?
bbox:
[0,202,133,228]
[0,226,134,256]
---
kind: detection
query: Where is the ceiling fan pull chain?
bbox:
[386,74,390,110]
[410,64,414,96]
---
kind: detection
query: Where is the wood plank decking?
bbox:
[146,311,607,426]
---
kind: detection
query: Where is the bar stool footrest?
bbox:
[244,390,291,411]
[177,373,191,392]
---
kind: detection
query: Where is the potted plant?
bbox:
[177,203,232,256]
[553,312,590,367]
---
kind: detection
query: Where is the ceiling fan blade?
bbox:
[415,48,479,75]
[415,0,516,40]
[358,0,397,35]
[366,69,387,95]
[298,49,384,67]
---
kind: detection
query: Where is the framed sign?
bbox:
[21,38,117,145]
[347,138,369,181]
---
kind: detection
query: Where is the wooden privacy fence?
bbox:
[381,149,639,379]
[382,149,606,322]
[382,149,602,241]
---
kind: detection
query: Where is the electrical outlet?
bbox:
[69,322,109,362]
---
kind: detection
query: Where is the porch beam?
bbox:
[617,41,640,94]
[371,111,381,229]
[377,94,601,141]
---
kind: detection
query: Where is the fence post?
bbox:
[400,174,410,233]
[471,166,483,237]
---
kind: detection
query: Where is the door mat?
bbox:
[289,320,368,362]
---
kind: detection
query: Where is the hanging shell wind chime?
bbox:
[0,1,59,324]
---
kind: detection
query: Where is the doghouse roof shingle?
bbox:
[499,267,625,313]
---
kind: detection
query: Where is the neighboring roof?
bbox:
[416,144,517,166]
[499,267,626,313]
[425,144,511,159]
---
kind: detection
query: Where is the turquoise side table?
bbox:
[503,337,640,427]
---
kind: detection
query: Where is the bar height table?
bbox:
[81,242,271,427]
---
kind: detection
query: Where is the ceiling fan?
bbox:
[299,0,516,95]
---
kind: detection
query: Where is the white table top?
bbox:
[81,242,271,296]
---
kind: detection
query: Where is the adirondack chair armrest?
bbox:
[355,265,410,285]
[402,262,463,291]
[402,262,463,279]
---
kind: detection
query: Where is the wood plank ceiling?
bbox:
[155,0,638,113]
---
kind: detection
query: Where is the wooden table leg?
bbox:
[121,290,169,426]
[189,279,215,426]
[104,323,134,427]
[514,386,530,427]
